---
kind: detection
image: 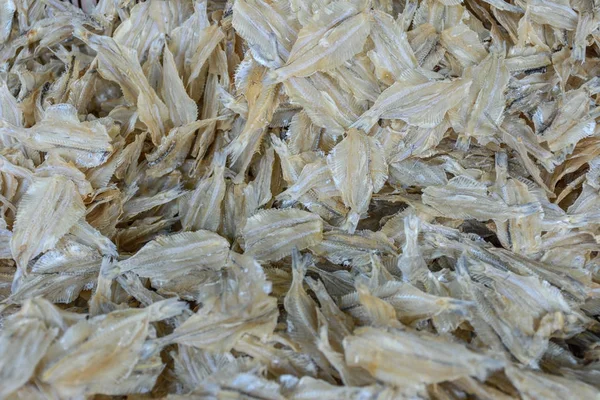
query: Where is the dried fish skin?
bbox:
[389,158,448,187]
[242,209,324,261]
[11,176,85,273]
[493,171,543,255]
[311,229,398,268]
[276,158,336,203]
[270,11,372,82]
[163,292,278,352]
[527,0,578,31]
[352,77,471,131]
[329,57,381,103]
[456,259,569,366]
[450,50,510,142]
[505,365,600,400]
[327,128,388,232]
[281,375,395,400]
[341,281,472,326]
[75,29,170,145]
[539,87,597,154]
[0,0,15,45]
[121,185,186,222]
[39,299,187,398]
[180,153,227,232]
[344,327,504,386]
[283,77,348,135]
[283,251,336,377]
[0,300,59,398]
[368,10,418,84]
[9,241,103,304]
[111,230,230,282]
[232,0,289,68]
[161,45,198,127]
[0,104,113,167]
[422,175,542,221]
[146,120,209,178]
[225,65,279,168]
[440,20,488,68]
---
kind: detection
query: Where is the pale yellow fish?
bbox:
[327,128,388,232]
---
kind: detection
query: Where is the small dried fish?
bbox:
[353,77,471,131]
[242,209,323,261]
[422,175,542,221]
[1,0,600,398]
[327,128,388,232]
[111,230,230,281]
[180,153,227,232]
[0,104,113,167]
[0,298,61,398]
[344,327,504,386]
[11,176,85,273]
[39,299,187,398]
[270,9,371,82]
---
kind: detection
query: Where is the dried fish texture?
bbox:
[269,7,371,82]
[368,10,418,84]
[422,175,542,221]
[11,175,85,273]
[39,299,187,398]
[9,241,103,304]
[344,327,503,386]
[0,104,113,167]
[180,153,227,232]
[111,230,230,281]
[0,298,61,398]
[352,77,471,131]
[327,128,387,232]
[242,208,323,261]
[2,0,600,398]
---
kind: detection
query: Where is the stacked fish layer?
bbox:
[0,0,600,398]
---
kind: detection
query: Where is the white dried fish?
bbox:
[76,29,170,145]
[368,10,418,84]
[327,128,388,232]
[181,153,227,232]
[269,10,371,82]
[39,299,187,398]
[242,209,323,261]
[506,365,600,400]
[0,104,113,167]
[0,299,61,398]
[162,279,277,350]
[1,0,600,397]
[11,176,85,273]
[352,77,471,131]
[161,45,197,127]
[422,175,542,221]
[111,230,230,281]
[344,327,504,386]
[0,0,15,45]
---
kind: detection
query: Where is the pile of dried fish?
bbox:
[1,0,600,398]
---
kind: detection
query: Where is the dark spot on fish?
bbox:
[524,67,547,75]
[148,140,177,167]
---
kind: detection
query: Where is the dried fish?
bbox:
[0,104,113,167]
[327,128,388,232]
[344,327,504,386]
[111,230,230,281]
[242,209,323,261]
[1,0,600,398]
[422,175,541,221]
[11,176,85,273]
[353,77,471,131]
[270,9,371,82]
